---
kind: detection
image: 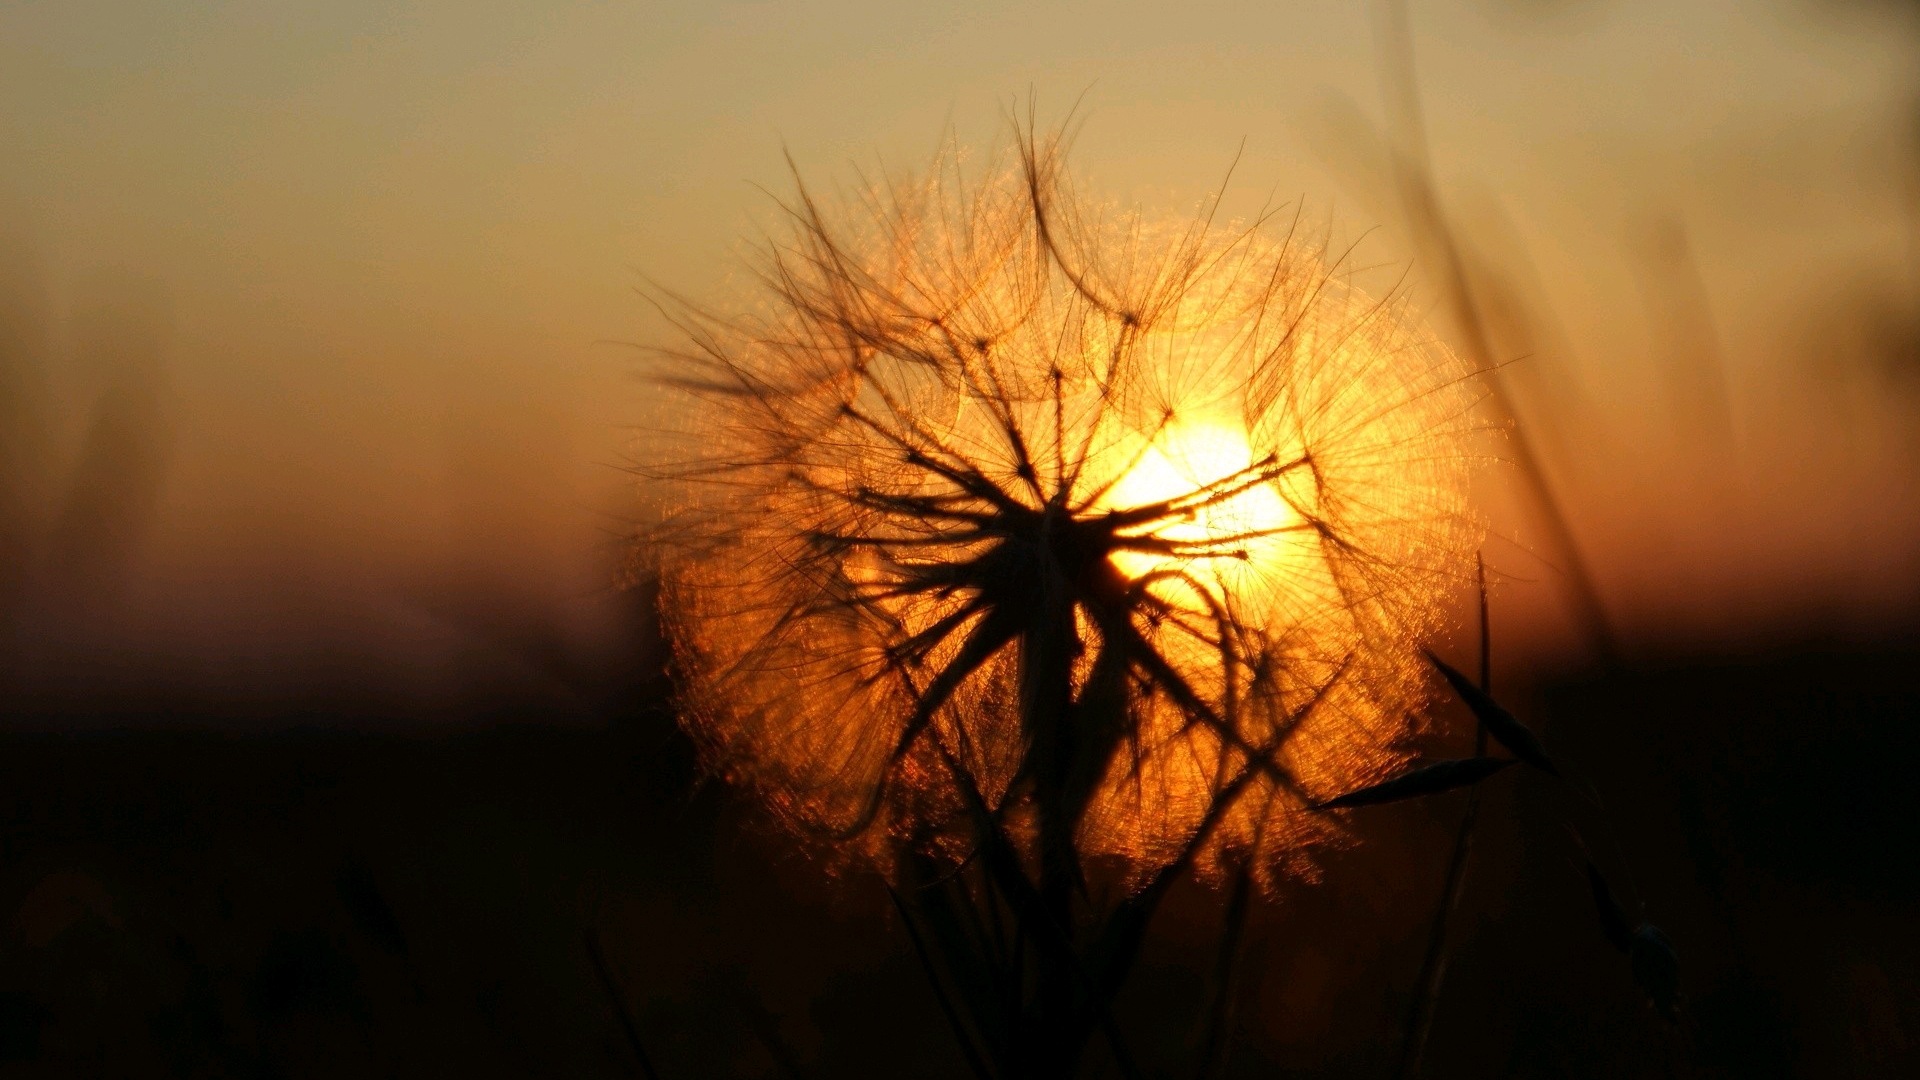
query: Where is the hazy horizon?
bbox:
[3,0,1916,723]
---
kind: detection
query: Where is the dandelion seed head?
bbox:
[645,128,1484,891]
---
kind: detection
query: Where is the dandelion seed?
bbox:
[642,125,1483,891]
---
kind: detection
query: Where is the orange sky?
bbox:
[2,0,1916,718]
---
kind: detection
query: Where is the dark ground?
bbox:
[0,632,1916,1079]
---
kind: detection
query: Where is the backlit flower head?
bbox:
[644,126,1482,890]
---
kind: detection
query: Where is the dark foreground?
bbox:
[0,639,1916,1079]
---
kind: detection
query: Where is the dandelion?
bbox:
[639,119,1483,1072]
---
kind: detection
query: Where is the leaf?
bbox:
[1629,923,1682,1022]
[1314,756,1517,810]
[1425,651,1559,776]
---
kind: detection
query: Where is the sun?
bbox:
[1098,417,1301,597]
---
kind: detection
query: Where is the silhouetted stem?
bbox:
[1193,866,1252,1080]
[1396,555,1490,1080]
[891,886,999,1080]
[584,928,662,1080]
[1394,783,1482,1080]
[1022,555,1086,1078]
[1376,0,1619,668]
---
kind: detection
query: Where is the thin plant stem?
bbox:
[891,885,1000,1080]
[1375,0,1619,668]
[1193,865,1253,1080]
[1394,553,1489,1080]
[584,928,663,1080]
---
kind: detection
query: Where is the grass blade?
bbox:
[1424,652,1559,776]
[1316,757,1517,810]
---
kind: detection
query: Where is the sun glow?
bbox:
[653,136,1481,888]
[1099,418,1300,594]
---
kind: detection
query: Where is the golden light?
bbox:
[648,134,1483,889]
[1099,417,1300,594]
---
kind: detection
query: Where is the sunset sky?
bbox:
[2,0,1916,715]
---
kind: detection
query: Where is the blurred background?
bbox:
[0,0,1916,1075]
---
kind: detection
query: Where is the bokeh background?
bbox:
[1,0,1916,1075]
